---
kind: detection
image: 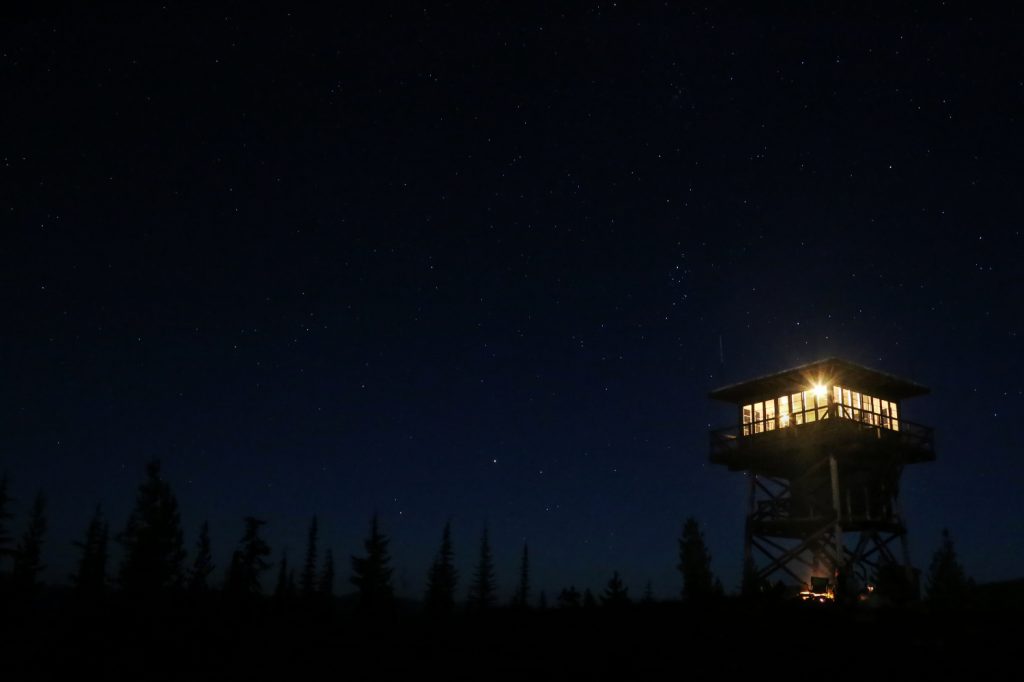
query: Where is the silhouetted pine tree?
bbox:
[71,504,109,595]
[926,528,973,608]
[874,556,916,605]
[0,473,12,570]
[641,580,655,605]
[301,515,318,598]
[678,516,716,602]
[274,550,289,600]
[224,517,272,595]
[582,588,597,609]
[187,521,214,593]
[117,460,186,595]
[558,586,580,608]
[225,551,243,594]
[12,491,47,591]
[424,521,458,615]
[467,526,496,612]
[601,571,630,608]
[511,542,531,608]
[319,549,335,596]
[740,556,766,598]
[350,514,394,613]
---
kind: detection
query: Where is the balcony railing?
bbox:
[710,406,934,461]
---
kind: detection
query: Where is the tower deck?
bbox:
[710,411,935,476]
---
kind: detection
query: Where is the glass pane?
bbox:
[754,402,764,433]
[804,391,816,422]
[742,405,752,436]
[834,386,842,404]
[778,395,790,428]
[852,392,862,421]
[891,402,899,430]
[792,393,803,425]
[880,401,890,429]
[765,399,776,430]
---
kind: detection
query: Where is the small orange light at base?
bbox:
[799,580,835,604]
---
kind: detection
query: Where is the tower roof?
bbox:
[709,357,930,404]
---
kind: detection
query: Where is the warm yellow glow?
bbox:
[799,583,835,603]
[779,413,790,427]
[812,383,827,400]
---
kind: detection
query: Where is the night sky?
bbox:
[3,5,1022,599]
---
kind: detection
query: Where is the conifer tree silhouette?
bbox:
[0,473,12,569]
[187,521,214,593]
[926,528,973,608]
[274,550,289,600]
[467,526,496,612]
[424,520,457,615]
[558,586,580,608]
[350,514,394,613]
[319,548,335,596]
[873,555,915,604]
[511,542,530,608]
[301,515,318,598]
[287,569,297,599]
[225,551,243,594]
[12,491,47,591]
[677,517,716,602]
[225,517,272,595]
[71,504,109,596]
[601,570,630,608]
[558,587,580,608]
[641,580,655,605]
[117,460,186,595]
[740,556,765,598]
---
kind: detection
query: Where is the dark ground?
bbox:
[3,595,1018,680]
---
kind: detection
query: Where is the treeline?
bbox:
[0,461,977,615]
[0,462,724,614]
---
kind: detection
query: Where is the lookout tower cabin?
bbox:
[708,358,934,597]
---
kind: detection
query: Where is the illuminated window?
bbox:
[828,386,899,430]
[742,404,752,436]
[765,399,776,431]
[778,395,791,428]
[890,402,899,430]
[868,397,877,424]
[804,391,817,422]
[754,402,764,434]
[792,392,804,425]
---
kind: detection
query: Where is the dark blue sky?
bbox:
[3,5,1022,598]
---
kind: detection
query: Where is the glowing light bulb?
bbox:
[813,384,827,400]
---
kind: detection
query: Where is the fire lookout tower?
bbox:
[709,358,935,597]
